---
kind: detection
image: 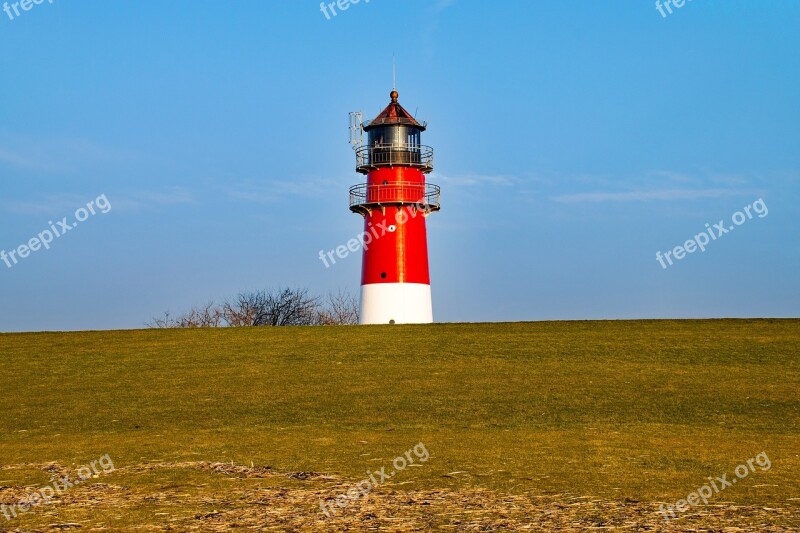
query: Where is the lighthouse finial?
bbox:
[390,53,397,103]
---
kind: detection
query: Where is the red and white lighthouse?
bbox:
[349,90,440,325]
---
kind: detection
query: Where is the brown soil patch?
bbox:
[0,462,797,531]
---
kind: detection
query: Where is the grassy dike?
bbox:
[0,319,798,530]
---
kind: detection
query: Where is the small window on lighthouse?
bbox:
[388,225,397,232]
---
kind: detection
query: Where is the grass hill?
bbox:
[1,319,798,530]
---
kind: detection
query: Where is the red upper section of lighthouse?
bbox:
[363,90,426,131]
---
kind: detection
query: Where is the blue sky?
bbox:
[1,0,798,331]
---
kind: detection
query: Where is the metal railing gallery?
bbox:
[355,144,434,173]
[349,182,441,213]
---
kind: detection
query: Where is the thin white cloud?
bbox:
[2,188,197,216]
[227,188,277,204]
[650,170,696,183]
[550,188,757,203]
[103,188,197,213]
[433,0,458,14]
[135,189,196,205]
[0,132,134,174]
[435,173,515,187]
[421,0,459,63]
[225,177,340,204]
[0,147,53,172]
[2,194,90,216]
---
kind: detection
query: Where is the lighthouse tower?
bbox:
[349,90,440,325]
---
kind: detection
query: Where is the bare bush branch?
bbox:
[316,289,360,325]
[146,311,178,328]
[147,302,223,328]
[149,288,360,328]
[223,288,320,327]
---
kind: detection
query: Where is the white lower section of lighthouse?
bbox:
[359,283,433,325]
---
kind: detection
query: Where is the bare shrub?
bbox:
[149,288,359,328]
[147,302,223,328]
[316,290,360,325]
[223,288,319,327]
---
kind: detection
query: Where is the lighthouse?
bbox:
[349,90,441,325]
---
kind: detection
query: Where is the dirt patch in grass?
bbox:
[0,462,797,531]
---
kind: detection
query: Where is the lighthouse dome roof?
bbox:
[363,90,426,132]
